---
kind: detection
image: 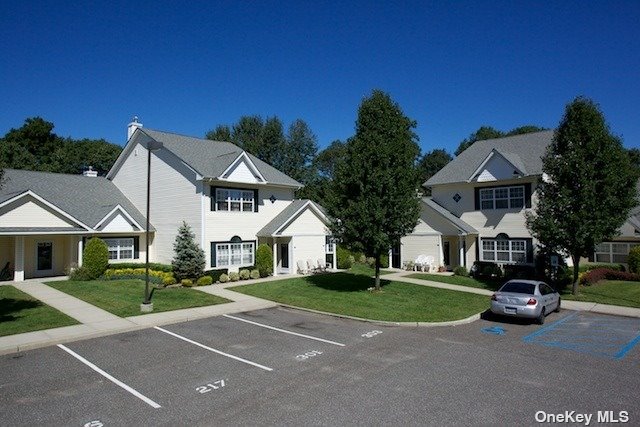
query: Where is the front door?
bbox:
[443,241,450,267]
[391,242,401,269]
[280,243,289,268]
[37,241,53,273]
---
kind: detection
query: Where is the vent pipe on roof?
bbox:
[83,166,98,177]
[127,116,143,141]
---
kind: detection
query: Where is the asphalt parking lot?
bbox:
[1,307,639,426]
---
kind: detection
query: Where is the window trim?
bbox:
[103,237,135,261]
[211,239,256,268]
[474,183,531,210]
[480,237,530,264]
[594,241,640,264]
[478,185,525,210]
[87,236,140,262]
[211,186,258,213]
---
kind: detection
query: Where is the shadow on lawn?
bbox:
[306,272,392,292]
[0,298,42,322]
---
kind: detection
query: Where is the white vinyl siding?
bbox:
[0,196,80,228]
[481,239,526,263]
[103,238,134,260]
[479,186,524,210]
[594,242,640,263]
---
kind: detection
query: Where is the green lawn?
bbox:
[232,272,488,322]
[406,273,502,291]
[348,263,393,277]
[47,280,231,317]
[562,280,640,308]
[0,285,78,337]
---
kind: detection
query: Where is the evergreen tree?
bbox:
[232,115,264,153]
[526,97,638,294]
[328,90,420,290]
[417,148,452,192]
[206,124,232,142]
[171,222,205,281]
[284,119,318,183]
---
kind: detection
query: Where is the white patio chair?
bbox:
[414,254,428,272]
[317,259,327,272]
[425,255,435,273]
[297,260,307,274]
[307,259,318,273]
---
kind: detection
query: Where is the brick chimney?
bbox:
[127,116,143,140]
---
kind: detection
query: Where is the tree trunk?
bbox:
[572,254,580,296]
[374,252,381,291]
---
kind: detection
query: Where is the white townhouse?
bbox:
[0,121,335,281]
[394,131,640,270]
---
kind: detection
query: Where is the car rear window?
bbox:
[500,282,536,295]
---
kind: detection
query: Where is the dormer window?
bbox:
[212,187,257,212]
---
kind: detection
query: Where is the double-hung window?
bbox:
[479,186,525,210]
[482,238,527,263]
[103,238,134,261]
[213,240,255,267]
[594,242,640,263]
[215,188,255,212]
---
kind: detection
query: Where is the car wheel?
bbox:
[536,308,546,325]
[554,297,561,313]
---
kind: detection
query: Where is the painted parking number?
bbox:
[362,330,382,338]
[296,350,323,360]
[196,380,226,394]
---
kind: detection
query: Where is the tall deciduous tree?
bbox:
[526,97,638,295]
[261,116,287,170]
[328,90,420,290]
[232,115,264,152]
[454,125,548,156]
[284,119,318,183]
[206,124,232,142]
[417,148,452,192]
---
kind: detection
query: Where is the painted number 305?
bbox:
[296,350,323,360]
[362,330,382,338]
[196,380,226,394]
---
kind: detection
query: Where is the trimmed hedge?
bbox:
[196,276,213,286]
[203,269,229,282]
[627,246,640,274]
[578,262,625,273]
[108,262,173,272]
[83,238,109,280]
[102,268,174,285]
[256,244,274,277]
[580,268,640,286]
[453,266,468,277]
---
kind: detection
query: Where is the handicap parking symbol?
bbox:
[482,326,506,335]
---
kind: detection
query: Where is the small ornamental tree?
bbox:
[83,237,109,279]
[526,97,638,295]
[171,222,205,281]
[627,246,640,274]
[327,90,421,291]
[255,244,273,277]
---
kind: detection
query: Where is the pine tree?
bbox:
[328,90,421,290]
[171,222,205,281]
[526,97,638,294]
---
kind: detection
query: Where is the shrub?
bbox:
[366,257,375,268]
[219,273,229,283]
[453,266,468,277]
[70,266,93,281]
[108,262,173,272]
[337,246,354,269]
[380,254,389,268]
[578,262,625,273]
[181,278,193,287]
[470,261,502,279]
[627,246,640,274]
[250,269,260,279]
[403,261,415,271]
[359,254,367,264]
[163,276,177,286]
[256,244,274,277]
[203,269,229,282]
[196,276,213,286]
[172,222,205,281]
[580,268,640,286]
[229,272,240,282]
[239,269,250,280]
[503,264,537,279]
[83,238,109,280]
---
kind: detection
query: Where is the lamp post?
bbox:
[141,139,163,312]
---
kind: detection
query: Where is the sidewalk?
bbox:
[0,277,279,355]
[384,271,640,319]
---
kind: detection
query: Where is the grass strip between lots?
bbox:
[0,285,79,337]
[232,272,488,322]
[46,280,231,318]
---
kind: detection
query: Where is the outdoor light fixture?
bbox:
[141,139,164,312]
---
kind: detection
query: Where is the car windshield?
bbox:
[500,282,536,295]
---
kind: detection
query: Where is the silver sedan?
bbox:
[490,280,560,324]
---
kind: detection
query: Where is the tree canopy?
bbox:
[417,148,452,192]
[327,90,421,290]
[454,125,547,156]
[526,97,638,294]
[0,117,122,175]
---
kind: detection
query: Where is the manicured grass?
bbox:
[348,263,393,277]
[47,280,231,317]
[562,280,640,308]
[407,273,502,291]
[232,272,488,322]
[0,285,78,337]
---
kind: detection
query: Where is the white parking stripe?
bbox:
[153,326,273,371]
[223,314,346,347]
[57,344,161,409]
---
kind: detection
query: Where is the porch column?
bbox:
[333,243,338,270]
[77,238,83,267]
[459,235,465,268]
[438,235,444,267]
[14,236,24,281]
[272,238,278,276]
[388,247,393,270]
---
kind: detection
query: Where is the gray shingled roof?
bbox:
[422,197,477,234]
[0,169,149,230]
[139,129,302,188]
[257,199,327,237]
[426,130,554,186]
[0,227,87,233]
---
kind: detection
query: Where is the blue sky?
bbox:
[1,1,639,154]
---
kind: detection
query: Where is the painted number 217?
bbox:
[296,350,323,360]
[196,380,226,394]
